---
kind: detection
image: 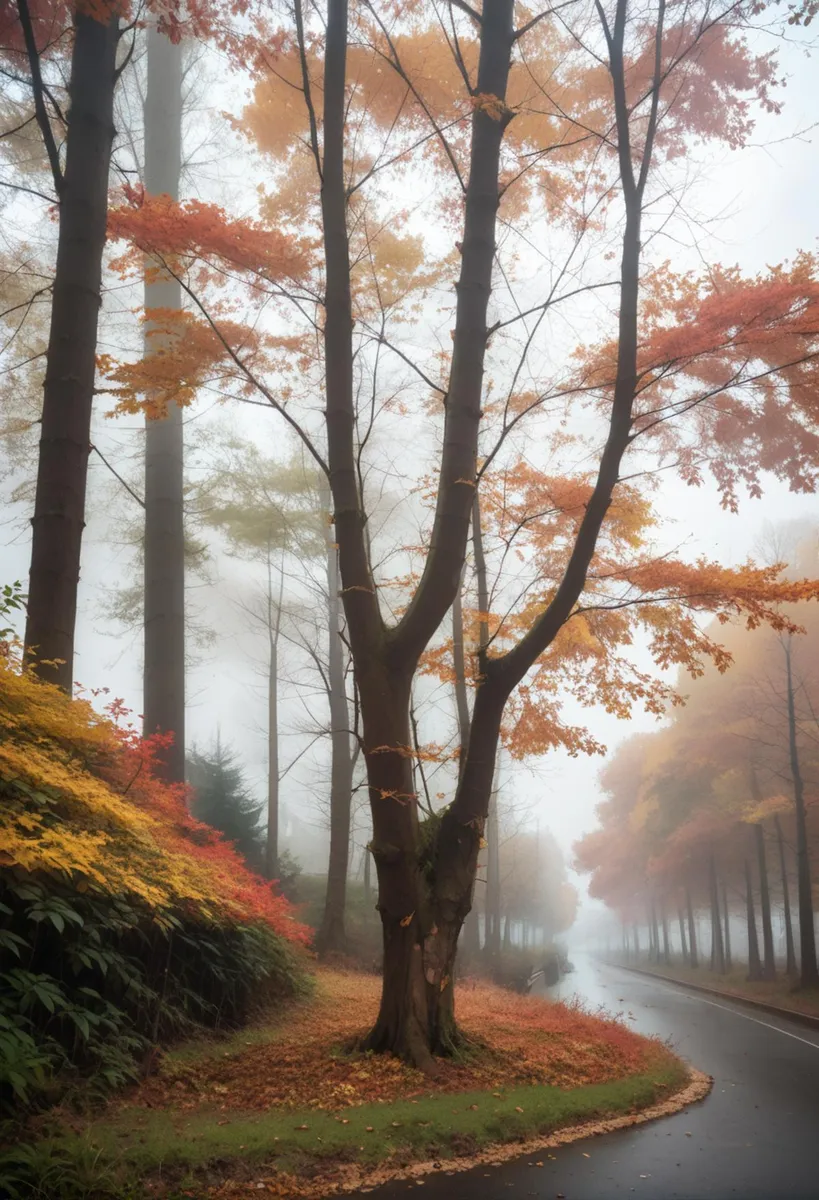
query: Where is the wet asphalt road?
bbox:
[351,956,819,1200]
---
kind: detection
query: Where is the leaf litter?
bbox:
[132,967,664,1116]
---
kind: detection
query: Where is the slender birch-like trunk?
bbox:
[143,20,185,782]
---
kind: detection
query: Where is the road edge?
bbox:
[290,1067,712,1196]
[615,962,819,1031]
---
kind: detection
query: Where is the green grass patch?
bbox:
[2,1058,687,1198]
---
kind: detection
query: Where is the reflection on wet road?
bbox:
[355,954,819,1199]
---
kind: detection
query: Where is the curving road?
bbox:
[352,956,819,1199]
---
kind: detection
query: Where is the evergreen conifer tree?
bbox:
[187,739,265,870]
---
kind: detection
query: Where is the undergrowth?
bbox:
[0,649,310,1120]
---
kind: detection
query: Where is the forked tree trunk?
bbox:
[678,906,689,964]
[754,823,776,980]
[142,20,185,781]
[775,814,798,976]
[318,488,355,956]
[321,0,667,1065]
[745,858,763,981]
[24,9,120,688]
[317,0,517,1067]
[784,639,819,987]
[686,887,699,968]
[710,858,725,973]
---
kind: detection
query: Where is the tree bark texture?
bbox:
[775,813,798,976]
[784,639,819,986]
[319,0,518,1066]
[320,0,667,1064]
[745,858,763,981]
[24,10,120,689]
[143,21,185,782]
[318,498,355,955]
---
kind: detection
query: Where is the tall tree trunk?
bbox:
[650,897,661,963]
[266,633,279,877]
[678,905,689,964]
[451,569,483,964]
[423,0,666,1056]
[452,569,471,775]
[318,484,355,956]
[264,551,283,880]
[775,813,798,977]
[484,761,502,968]
[24,9,120,688]
[317,0,517,1066]
[745,858,763,981]
[686,886,699,969]
[363,836,371,907]
[754,823,776,980]
[710,857,725,973]
[784,638,819,986]
[722,883,732,971]
[143,20,185,782]
[502,913,511,951]
[661,902,670,965]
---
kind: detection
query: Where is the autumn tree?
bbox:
[104,0,819,1067]
[577,551,819,988]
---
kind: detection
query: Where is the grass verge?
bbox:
[2,1058,689,1198]
[623,959,819,1020]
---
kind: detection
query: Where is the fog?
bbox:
[3,7,818,959]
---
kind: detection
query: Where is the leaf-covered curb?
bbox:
[276,1065,712,1198]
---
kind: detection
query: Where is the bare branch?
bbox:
[16,0,64,196]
